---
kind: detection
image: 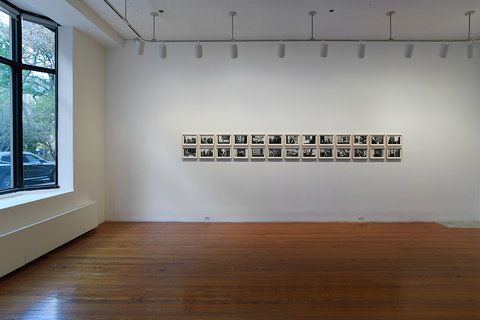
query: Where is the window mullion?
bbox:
[11,14,22,188]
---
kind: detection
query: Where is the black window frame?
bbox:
[0,0,58,195]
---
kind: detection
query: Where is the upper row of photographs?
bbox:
[183,134,402,147]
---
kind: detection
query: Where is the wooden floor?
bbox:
[1,222,480,320]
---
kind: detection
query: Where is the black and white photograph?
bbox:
[336,147,351,159]
[268,134,283,145]
[268,148,283,159]
[319,148,334,159]
[251,134,266,145]
[387,134,402,146]
[234,148,249,159]
[284,148,300,159]
[319,135,334,145]
[183,147,197,159]
[302,134,316,145]
[370,148,385,159]
[217,134,231,145]
[336,134,351,145]
[302,147,317,159]
[370,134,385,146]
[353,134,368,146]
[285,134,300,146]
[251,147,265,159]
[353,148,368,159]
[183,134,197,145]
[199,147,214,159]
[387,148,402,160]
[216,147,231,159]
[233,134,248,146]
[199,134,214,145]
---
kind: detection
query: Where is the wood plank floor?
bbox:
[0,222,480,320]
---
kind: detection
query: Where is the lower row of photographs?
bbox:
[183,146,402,160]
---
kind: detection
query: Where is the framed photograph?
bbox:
[182,134,197,146]
[233,147,249,159]
[336,147,351,160]
[268,148,283,159]
[199,147,214,159]
[216,147,231,159]
[302,134,317,145]
[216,134,231,145]
[370,134,386,146]
[285,147,300,159]
[319,147,334,159]
[370,147,385,160]
[250,134,266,146]
[387,134,402,146]
[302,147,317,159]
[336,134,351,146]
[285,134,300,146]
[353,134,368,146]
[183,147,197,159]
[353,147,368,160]
[199,134,214,146]
[233,134,248,146]
[250,147,266,159]
[386,148,402,160]
[319,134,334,146]
[268,134,283,146]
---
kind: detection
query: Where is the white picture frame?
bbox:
[302,134,317,146]
[370,147,386,160]
[284,147,300,159]
[370,134,386,146]
[216,134,231,146]
[268,147,283,159]
[387,134,402,146]
[353,147,369,160]
[182,134,197,146]
[353,134,368,146]
[336,134,351,146]
[285,134,300,146]
[267,134,283,146]
[182,147,197,159]
[386,147,402,160]
[233,147,249,159]
[216,147,232,159]
[233,134,249,146]
[250,134,266,146]
[199,134,214,146]
[250,147,266,159]
[199,147,214,159]
[319,134,334,146]
[302,147,317,159]
[319,147,334,159]
[336,147,352,160]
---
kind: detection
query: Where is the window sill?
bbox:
[0,187,73,210]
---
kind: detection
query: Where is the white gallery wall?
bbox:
[105,41,480,222]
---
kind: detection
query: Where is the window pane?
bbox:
[0,63,11,190]
[22,19,55,69]
[22,70,56,187]
[0,10,10,59]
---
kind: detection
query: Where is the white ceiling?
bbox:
[7,0,480,47]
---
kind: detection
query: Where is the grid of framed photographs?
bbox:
[183,134,402,161]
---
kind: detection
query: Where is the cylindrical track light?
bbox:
[465,41,475,59]
[320,41,328,58]
[230,42,238,59]
[439,43,450,58]
[194,42,203,58]
[277,42,285,58]
[404,42,414,58]
[159,42,167,58]
[357,41,366,58]
[135,39,145,55]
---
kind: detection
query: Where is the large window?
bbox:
[0,1,57,194]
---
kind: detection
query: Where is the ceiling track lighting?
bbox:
[103,1,478,59]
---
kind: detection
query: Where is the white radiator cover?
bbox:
[0,202,98,278]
